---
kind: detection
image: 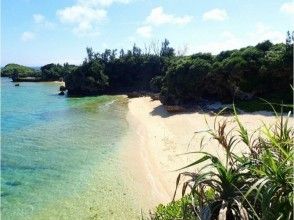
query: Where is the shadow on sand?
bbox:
[149,102,277,118]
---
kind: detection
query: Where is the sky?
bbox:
[1,0,294,66]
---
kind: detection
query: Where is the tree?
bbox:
[63,37,292,105]
[65,59,108,96]
[86,47,94,62]
[40,63,64,81]
[160,39,175,57]
[161,57,211,104]
[256,40,273,52]
[1,63,37,78]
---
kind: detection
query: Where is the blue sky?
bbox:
[1,0,294,66]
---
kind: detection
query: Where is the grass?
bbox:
[152,105,293,220]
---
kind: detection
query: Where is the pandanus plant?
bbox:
[173,115,253,219]
[243,107,294,220]
[173,106,293,220]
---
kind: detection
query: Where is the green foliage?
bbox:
[64,58,108,96]
[150,76,163,92]
[244,110,294,219]
[1,63,78,82]
[172,122,253,219]
[160,34,293,105]
[160,39,175,57]
[161,109,294,220]
[40,63,77,81]
[152,195,197,220]
[256,40,273,52]
[1,63,39,78]
[161,57,211,104]
[60,34,293,106]
[105,53,164,92]
[65,42,167,95]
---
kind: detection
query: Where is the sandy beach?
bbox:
[53,80,65,86]
[122,96,292,208]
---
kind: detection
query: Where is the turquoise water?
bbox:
[1,78,142,219]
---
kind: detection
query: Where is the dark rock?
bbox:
[165,105,185,113]
[58,91,65,95]
[150,93,160,101]
[15,83,20,86]
[59,85,66,91]
[127,91,143,98]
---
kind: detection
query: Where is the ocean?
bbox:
[1,77,143,219]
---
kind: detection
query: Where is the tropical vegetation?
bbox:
[152,107,293,220]
[2,32,293,109]
[1,63,77,81]
[63,32,293,107]
[40,63,77,81]
[0,63,39,78]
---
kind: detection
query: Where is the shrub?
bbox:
[154,106,293,220]
[151,195,196,220]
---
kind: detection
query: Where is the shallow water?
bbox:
[1,78,143,219]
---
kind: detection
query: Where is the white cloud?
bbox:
[202,8,228,21]
[280,1,294,14]
[189,31,242,54]
[249,22,285,44]
[57,5,107,36]
[56,0,133,37]
[57,5,106,24]
[78,0,131,7]
[33,13,55,29]
[21,31,35,42]
[146,7,193,26]
[33,14,45,23]
[136,25,152,38]
[57,0,132,36]
[188,23,284,54]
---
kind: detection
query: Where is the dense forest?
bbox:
[2,31,293,106]
[1,64,39,78]
[64,32,293,105]
[1,63,77,82]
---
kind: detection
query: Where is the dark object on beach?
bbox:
[58,91,65,95]
[15,83,20,86]
[150,93,160,101]
[127,92,143,98]
[59,85,66,92]
[165,105,185,113]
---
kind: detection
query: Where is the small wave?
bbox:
[99,100,116,110]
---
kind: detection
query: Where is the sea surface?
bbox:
[1,78,143,219]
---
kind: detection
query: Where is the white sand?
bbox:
[121,97,292,208]
[53,81,65,86]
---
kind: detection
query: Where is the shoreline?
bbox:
[123,97,291,210]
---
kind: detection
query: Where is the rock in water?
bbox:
[59,85,66,91]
